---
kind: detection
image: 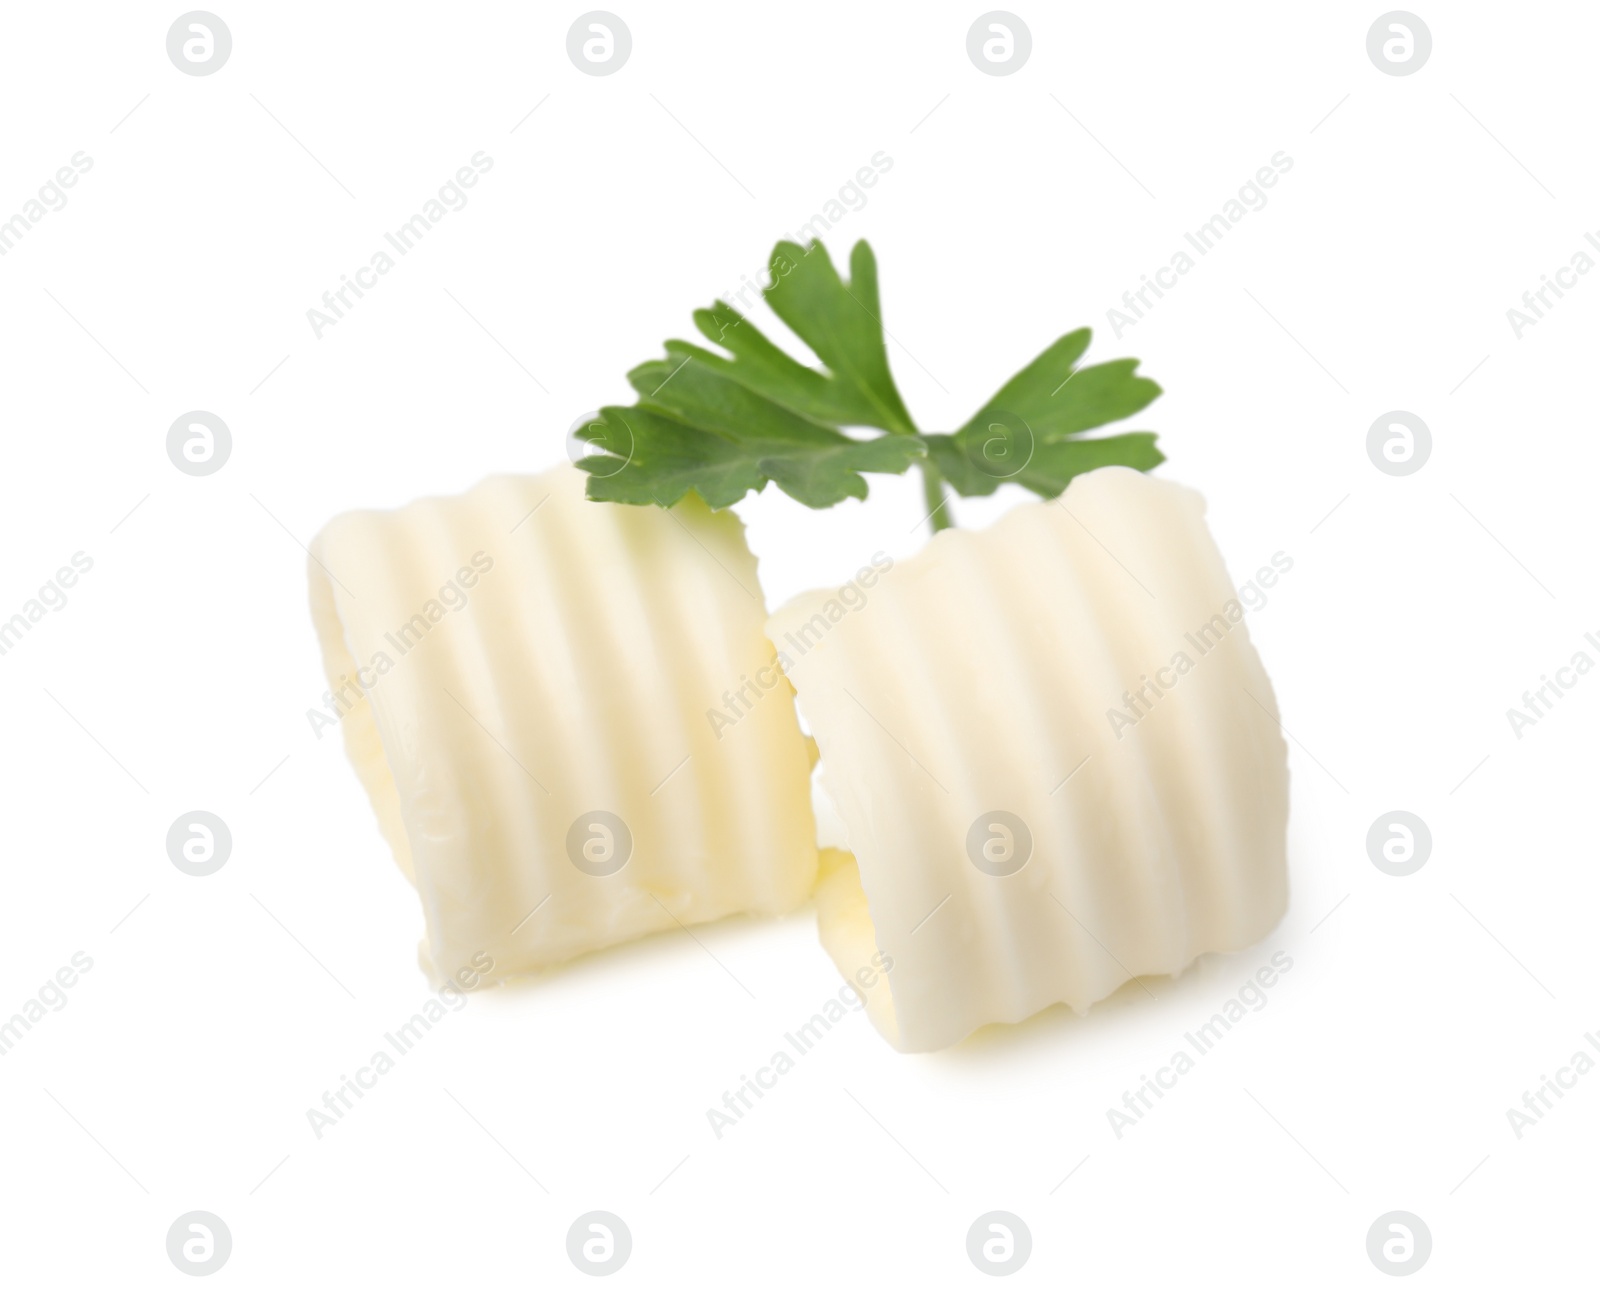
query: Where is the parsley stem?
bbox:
[920,461,954,533]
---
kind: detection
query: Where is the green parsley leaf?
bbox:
[924,429,1165,500]
[577,238,1164,528]
[576,403,925,510]
[955,329,1161,441]
[920,329,1164,498]
[579,240,924,509]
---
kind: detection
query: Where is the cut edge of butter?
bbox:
[814,848,900,1047]
[307,464,821,988]
[307,567,418,888]
[771,466,1291,1052]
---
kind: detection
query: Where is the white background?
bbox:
[2,1,1596,1283]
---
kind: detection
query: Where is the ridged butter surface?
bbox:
[308,464,817,985]
[767,467,1289,1052]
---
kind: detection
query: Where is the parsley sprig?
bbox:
[576,239,1163,533]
